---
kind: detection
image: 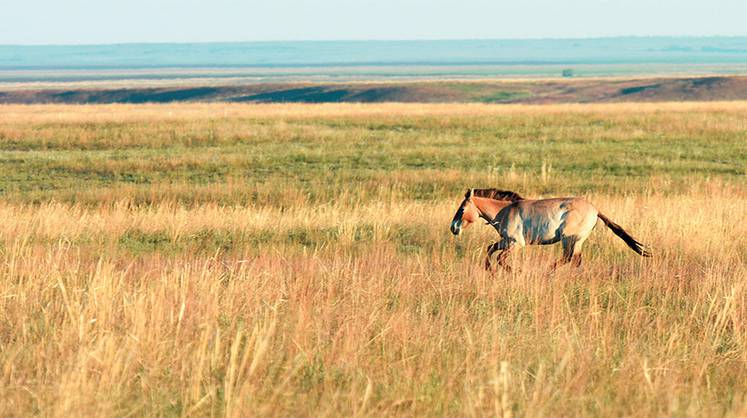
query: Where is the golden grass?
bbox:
[0,190,745,416]
[5,101,747,123]
[0,103,745,416]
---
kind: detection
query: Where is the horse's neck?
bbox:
[472,196,512,221]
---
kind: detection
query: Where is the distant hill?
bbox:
[4,76,747,104]
[4,38,747,70]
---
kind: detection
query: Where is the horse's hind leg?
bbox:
[570,238,586,269]
[551,237,577,272]
[552,237,585,272]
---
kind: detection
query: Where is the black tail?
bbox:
[597,213,652,257]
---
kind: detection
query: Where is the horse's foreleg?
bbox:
[485,241,514,273]
[484,242,501,271]
[494,246,514,272]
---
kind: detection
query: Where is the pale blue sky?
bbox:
[1,0,745,45]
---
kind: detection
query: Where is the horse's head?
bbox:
[450,188,480,235]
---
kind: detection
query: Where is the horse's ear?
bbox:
[465,188,473,199]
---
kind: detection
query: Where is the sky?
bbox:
[1,0,746,45]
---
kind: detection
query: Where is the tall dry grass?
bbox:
[0,189,744,416]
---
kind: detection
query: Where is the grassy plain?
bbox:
[0,102,745,416]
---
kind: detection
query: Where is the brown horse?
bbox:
[450,189,651,271]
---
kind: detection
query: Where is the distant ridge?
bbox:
[3,37,747,70]
[4,76,747,104]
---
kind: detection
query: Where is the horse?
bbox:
[450,188,652,272]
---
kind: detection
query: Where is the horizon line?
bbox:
[3,34,747,48]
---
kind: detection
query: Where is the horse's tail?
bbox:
[597,212,652,257]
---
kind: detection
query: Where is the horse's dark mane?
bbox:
[471,188,525,202]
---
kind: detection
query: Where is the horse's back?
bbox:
[516,197,596,215]
[511,197,598,243]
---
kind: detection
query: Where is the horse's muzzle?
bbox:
[450,220,462,235]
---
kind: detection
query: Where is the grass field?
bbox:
[0,102,745,416]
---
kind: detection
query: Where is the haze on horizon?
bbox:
[1,0,746,45]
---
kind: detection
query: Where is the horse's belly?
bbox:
[523,221,561,245]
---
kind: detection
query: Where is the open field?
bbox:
[0,102,745,416]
